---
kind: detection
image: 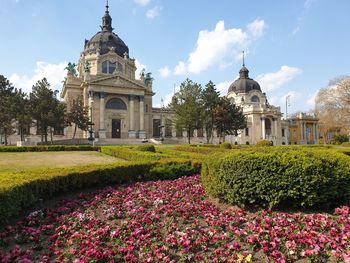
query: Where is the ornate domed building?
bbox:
[227,61,289,145]
[61,3,154,140]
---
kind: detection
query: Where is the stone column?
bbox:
[139,96,146,139]
[299,121,303,144]
[273,117,278,145]
[99,92,107,139]
[313,123,318,144]
[128,95,136,138]
[261,117,265,139]
[88,91,94,122]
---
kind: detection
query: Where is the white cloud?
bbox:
[304,0,316,9]
[9,61,67,94]
[281,91,300,103]
[174,61,187,75]
[216,80,234,96]
[247,19,265,39]
[135,59,147,79]
[158,66,171,78]
[255,66,302,92]
[154,85,180,108]
[134,0,150,6]
[146,6,161,19]
[306,89,318,108]
[171,19,265,75]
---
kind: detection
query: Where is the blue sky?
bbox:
[1,0,350,116]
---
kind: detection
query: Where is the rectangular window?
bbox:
[282,128,285,137]
[245,127,249,136]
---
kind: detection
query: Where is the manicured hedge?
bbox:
[202,147,350,209]
[136,144,156,153]
[0,159,194,226]
[0,145,99,152]
[101,146,164,161]
[220,142,232,149]
[255,140,273,147]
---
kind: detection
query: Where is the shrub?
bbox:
[256,140,273,147]
[0,145,99,152]
[136,144,156,153]
[341,141,350,147]
[201,147,350,209]
[220,142,232,149]
[0,159,195,226]
[101,146,163,161]
[330,134,349,145]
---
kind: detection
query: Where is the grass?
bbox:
[0,151,125,173]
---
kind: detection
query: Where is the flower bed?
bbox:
[0,175,349,262]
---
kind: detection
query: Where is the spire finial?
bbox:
[242,50,245,67]
[101,0,113,31]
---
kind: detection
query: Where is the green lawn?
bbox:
[0,151,124,173]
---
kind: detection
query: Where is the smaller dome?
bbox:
[228,65,261,94]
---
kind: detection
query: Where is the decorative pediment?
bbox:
[88,75,146,90]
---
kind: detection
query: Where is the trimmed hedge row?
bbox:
[202,147,350,209]
[101,146,164,161]
[0,145,99,152]
[136,144,156,153]
[0,159,195,225]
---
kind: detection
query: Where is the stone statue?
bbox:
[145,72,153,85]
[140,68,146,79]
[83,60,91,73]
[65,62,77,76]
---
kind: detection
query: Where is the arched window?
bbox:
[251,95,260,103]
[106,98,127,110]
[102,61,123,74]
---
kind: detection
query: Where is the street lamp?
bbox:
[87,121,95,145]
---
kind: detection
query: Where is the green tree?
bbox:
[0,75,17,145]
[170,78,203,144]
[214,97,246,142]
[201,80,220,143]
[48,101,66,144]
[13,90,32,141]
[66,96,90,139]
[29,78,64,144]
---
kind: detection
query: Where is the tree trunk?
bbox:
[40,127,43,143]
[206,127,210,144]
[44,127,48,144]
[72,124,77,140]
[188,128,191,144]
[4,131,8,146]
[20,128,24,141]
[50,128,53,144]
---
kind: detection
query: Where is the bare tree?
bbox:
[315,76,350,142]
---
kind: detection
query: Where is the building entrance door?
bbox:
[112,119,121,138]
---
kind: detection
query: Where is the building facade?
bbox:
[3,3,319,146]
[226,64,289,145]
[288,113,319,144]
[61,4,153,140]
